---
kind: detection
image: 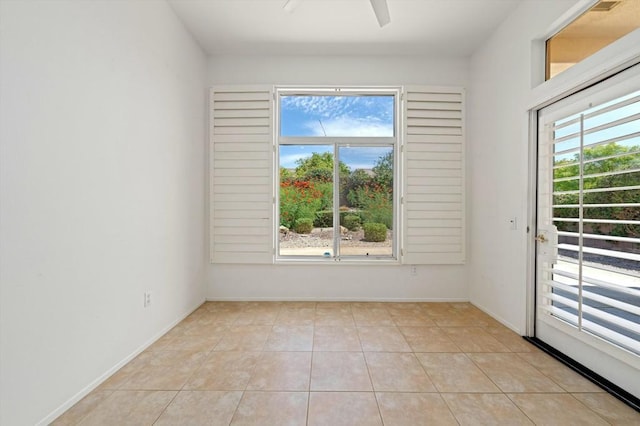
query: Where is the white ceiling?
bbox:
[168,0,525,56]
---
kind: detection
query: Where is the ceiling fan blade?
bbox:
[283,0,303,14]
[369,0,390,27]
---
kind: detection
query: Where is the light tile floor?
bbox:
[53,302,640,425]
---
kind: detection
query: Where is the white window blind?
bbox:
[541,88,640,354]
[210,86,274,264]
[402,87,465,264]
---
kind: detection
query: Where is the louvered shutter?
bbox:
[402,87,465,264]
[210,86,274,264]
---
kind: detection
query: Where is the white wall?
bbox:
[466,0,582,333]
[208,55,468,87]
[0,1,207,424]
[207,55,469,301]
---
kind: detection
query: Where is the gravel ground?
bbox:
[279,227,392,248]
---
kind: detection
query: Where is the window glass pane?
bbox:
[546,0,640,80]
[339,146,394,257]
[278,145,334,257]
[280,95,394,137]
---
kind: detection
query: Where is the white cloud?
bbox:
[282,96,356,119]
[305,116,393,137]
[279,152,312,169]
[282,95,393,121]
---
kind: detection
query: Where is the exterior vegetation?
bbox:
[363,223,388,242]
[280,151,393,240]
[293,217,314,234]
[553,142,640,241]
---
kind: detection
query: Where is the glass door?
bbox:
[535,64,640,398]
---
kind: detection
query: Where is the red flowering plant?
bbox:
[280,179,327,230]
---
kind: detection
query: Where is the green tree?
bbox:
[372,151,393,189]
[294,152,350,180]
[280,167,294,182]
[553,142,640,237]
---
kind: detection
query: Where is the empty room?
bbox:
[1,0,640,424]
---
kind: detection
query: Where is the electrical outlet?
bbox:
[144,291,152,308]
[411,265,417,276]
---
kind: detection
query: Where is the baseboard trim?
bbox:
[205,297,469,302]
[524,336,640,413]
[39,297,206,426]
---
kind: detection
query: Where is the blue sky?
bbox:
[554,90,640,160]
[280,145,393,170]
[279,95,394,169]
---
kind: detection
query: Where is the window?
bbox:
[546,0,640,80]
[209,85,465,265]
[277,90,398,260]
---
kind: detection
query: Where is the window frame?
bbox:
[544,0,640,81]
[275,86,402,263]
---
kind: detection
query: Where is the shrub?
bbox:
[363,223,387,242]
[279,180,323,229]
[343,214,361,231]
[303,168,332,183]
[314,210,333,227]
[294,217,314,234]
[314,209,360,228]
[348,186,393,229]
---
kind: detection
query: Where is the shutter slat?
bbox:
[214,143,271,152]
[408,160,462,169]
[407,152,461,161]
[214,160,270,169]
[214,100,269,110]
[409,219,462,228]
[406,202,463,211]
[408,109,462,119]
[214,117,271,127]
[212,134,271,143]
[213,91,271,101]
[406,194,461,203]
[407,177,462,186]
[211,86,274,264]
[214,151,271,160]
[407,210,463,220]
[214,218,271,228]
[409,227,461,236]
[214,126,270,135]
[407,127,462,136]
[406,143,462,152]
[214,168,270,177]
[214,210,273,219]
[408,102,462,111]
[213,185,271,194]
[403,87,465,264]
[214,202,272,211]
[214,109,269,118]
[408,168,462,177]
[407,93,462,102]
[407,118,463,128]
[214,227,271,236]
[213,193,271,203]
[213,176,271,186]
[407,185,462,194]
